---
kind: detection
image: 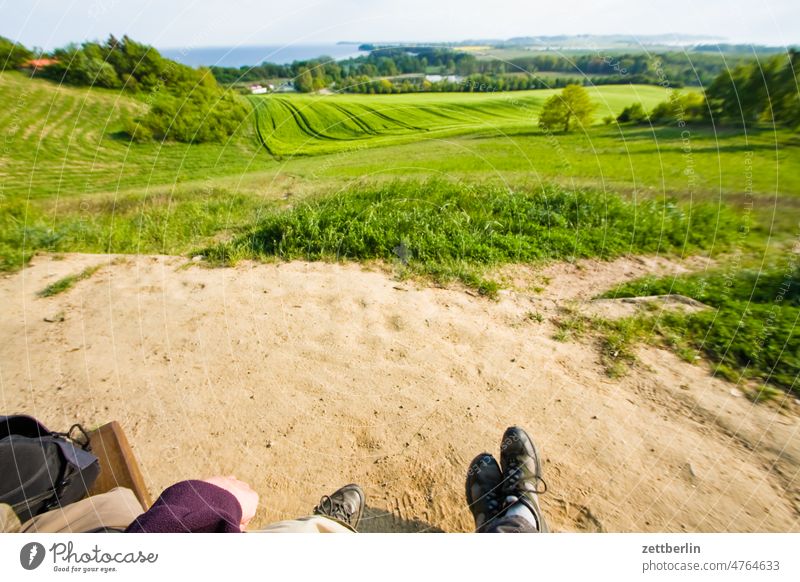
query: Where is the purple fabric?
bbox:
[126,480,242,533]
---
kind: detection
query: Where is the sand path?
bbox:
[2,253,798,532]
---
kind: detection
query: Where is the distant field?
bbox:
[497,70,616,79]
[471,47,543,60]
[251,85,676,157]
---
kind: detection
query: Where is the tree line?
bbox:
[210,46,751,92]
[612,50,800,129]
[336,73,648,94]
[541,50,800,133]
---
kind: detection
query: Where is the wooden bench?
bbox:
[87,422,152,509]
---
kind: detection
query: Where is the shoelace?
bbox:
[506,460,548,494]
[484,487,502,513]
[316,495,353,526]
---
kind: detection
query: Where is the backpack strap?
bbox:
[0,415,51,440]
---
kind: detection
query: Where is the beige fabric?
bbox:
[1,504,22,533]
[256,515,354,533]
[20,488,145,533]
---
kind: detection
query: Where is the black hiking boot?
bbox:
[313,483,365,531]
[465,453,505,532]
[499,426,549,532]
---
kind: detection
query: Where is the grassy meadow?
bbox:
[1,68,798,393]
[251,85,675,156]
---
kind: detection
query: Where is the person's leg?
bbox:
[466,453,508,532]
[256,483,364,533]
[21,487,145,533]
[483,499,540,533]
[483,515,538,533]
[1,503,22,533]
[494,426,549,532]
[258,515,355,533]
[465,426,549,533]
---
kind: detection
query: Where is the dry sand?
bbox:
[2,253,798,532]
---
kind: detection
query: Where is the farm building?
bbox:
[424,74,462,83]
[22,58,59,70]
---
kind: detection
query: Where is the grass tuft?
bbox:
[605,261,800,394]
[38,265,101,297]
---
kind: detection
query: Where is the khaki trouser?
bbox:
[257,515,354,533]
[1,488,144,533]
[2,490,352,533]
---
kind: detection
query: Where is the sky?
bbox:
[2,0,798,51]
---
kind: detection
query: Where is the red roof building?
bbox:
[23,58,59,69]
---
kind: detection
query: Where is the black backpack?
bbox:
[0,415,100,523]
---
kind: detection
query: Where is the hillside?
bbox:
[0,71,269,199]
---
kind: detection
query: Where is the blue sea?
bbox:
[159,43,366,67]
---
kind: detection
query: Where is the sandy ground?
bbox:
[2,253,799,532]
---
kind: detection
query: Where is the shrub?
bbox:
[648,91,705,124]
[0,35,34,69]
[616,102,648,124]
[206,180,737,291]
[39,36,250,144]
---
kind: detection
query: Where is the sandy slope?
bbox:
[1,253,798,532]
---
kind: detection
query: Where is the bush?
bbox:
[616,102,648,124]
[648,91,705,124]
[39,36,250,143]
[136,81,249,143]
[0,35,34,69]
[205,180,737,291]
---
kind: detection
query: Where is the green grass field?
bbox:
[251,85,676,157]
[2,71,797,272]
[3,71,796,207]
[282,123,800,200]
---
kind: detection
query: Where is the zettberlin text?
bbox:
[642,543,701,554]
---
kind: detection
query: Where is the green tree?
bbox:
[649,92,705,124]
[295,67,314,92]
[0,35,34,68]
[538,84,596,132]
[616,102,648,124]
[773,50,800,128]
[703,51,799,128]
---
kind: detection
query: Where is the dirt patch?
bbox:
[582,295,710,320]
[1,253,797,532]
